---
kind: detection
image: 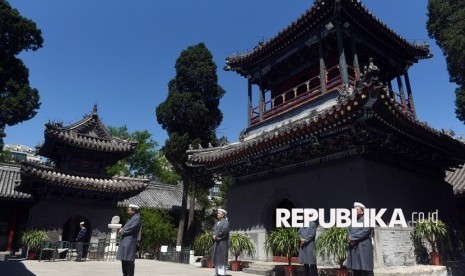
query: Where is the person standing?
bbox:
[298,220,318,276]
[75,221,87,262]
[211,208,230,276]
[347,202,374,276]
[117,204,142,276]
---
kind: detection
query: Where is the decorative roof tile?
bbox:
[446,166,465,195]
[38,105,137,156]
[0,163,33,200]
[119,181,199,210]
[19,161,147,195]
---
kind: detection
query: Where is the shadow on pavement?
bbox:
[0,261,36,276]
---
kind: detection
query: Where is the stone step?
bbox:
[242,266,273,276]
[245,263,275,269]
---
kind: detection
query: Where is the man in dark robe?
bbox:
[75,222,87,262]
[347,202,374,276]
[211,208,230,276]
[117,204,142,276]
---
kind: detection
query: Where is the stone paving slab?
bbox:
[375,265,447,276]
[0,259,245,276]
[0,259,453,276]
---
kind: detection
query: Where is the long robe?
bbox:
[298,222,317,265]
[117,213,141,262]
[346,215,373,271]
[211,218,230,266]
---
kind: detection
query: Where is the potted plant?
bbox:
[315,227,349,276]
[229,233,256,271]
[20,229,49,260]
[414,218,448,265]
[264,228,299,276]
[193,231,214,268]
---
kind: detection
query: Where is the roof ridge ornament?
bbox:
[357,58,380,89]
[92,104,98,115]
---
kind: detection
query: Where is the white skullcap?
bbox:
[218,208,227,216]
[354,202,366,209]
[129,204,139,210]
[80,221,85,225]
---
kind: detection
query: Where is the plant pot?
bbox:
[27,251,38,260]
[284,265,295,276]
[204,257,214,268]
[430,252,442,266]
[272,256,299,263]
[336,268,350,276]
[230,260,242,271]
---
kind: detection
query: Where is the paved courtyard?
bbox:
[0,259,247,276]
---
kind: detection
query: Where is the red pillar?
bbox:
[6,208,19,252]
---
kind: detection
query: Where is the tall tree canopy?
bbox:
[107,125,180,184]
[427,0,465,121]
[0,0,43,147]
[156,42,225,246]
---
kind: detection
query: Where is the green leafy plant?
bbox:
[139,208,177,258]
[193,231,213,256]
[315,227,347,269]
[264,227,299,266]
[414,218,448,253]
[20,229,49,251]
[229,233,256,261]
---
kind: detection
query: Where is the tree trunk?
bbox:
[0,124,5,149]
[187,181,196,242]
[176,174,190,246]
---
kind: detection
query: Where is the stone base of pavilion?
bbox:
[239,261,464,276]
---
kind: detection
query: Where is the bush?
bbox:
[139,208,177,258]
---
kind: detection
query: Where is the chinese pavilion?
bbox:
[188,0,465,263]
[15,106,147,243]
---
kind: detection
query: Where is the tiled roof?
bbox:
[19,161,147,195]
[43,126,136,153]
[446,166,465,195]
[38,105,137,156]
[226,0,429,69]
[119,181,198,210]
[0,163,32,200]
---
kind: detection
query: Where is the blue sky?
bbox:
[4,0,463,149]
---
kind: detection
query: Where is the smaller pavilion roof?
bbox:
[18,161,147,196]
[0,163,33,201]
[119,181,199,211]
[38,105,137,158]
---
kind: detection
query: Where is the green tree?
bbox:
[139,208,177,258]
[427,0,465,121]
[0,0,43,147]
[107,125,180,184]
[212,175,233,209]
[0,149,12,163]
[156,42,225,246]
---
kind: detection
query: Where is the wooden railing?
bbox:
[388,89,415,116]
[250,65,357,125]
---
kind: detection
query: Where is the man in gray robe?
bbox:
[117,204,142,276]
[347,202,374,276]
[211,208,230,276]
[298,220,318,276]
